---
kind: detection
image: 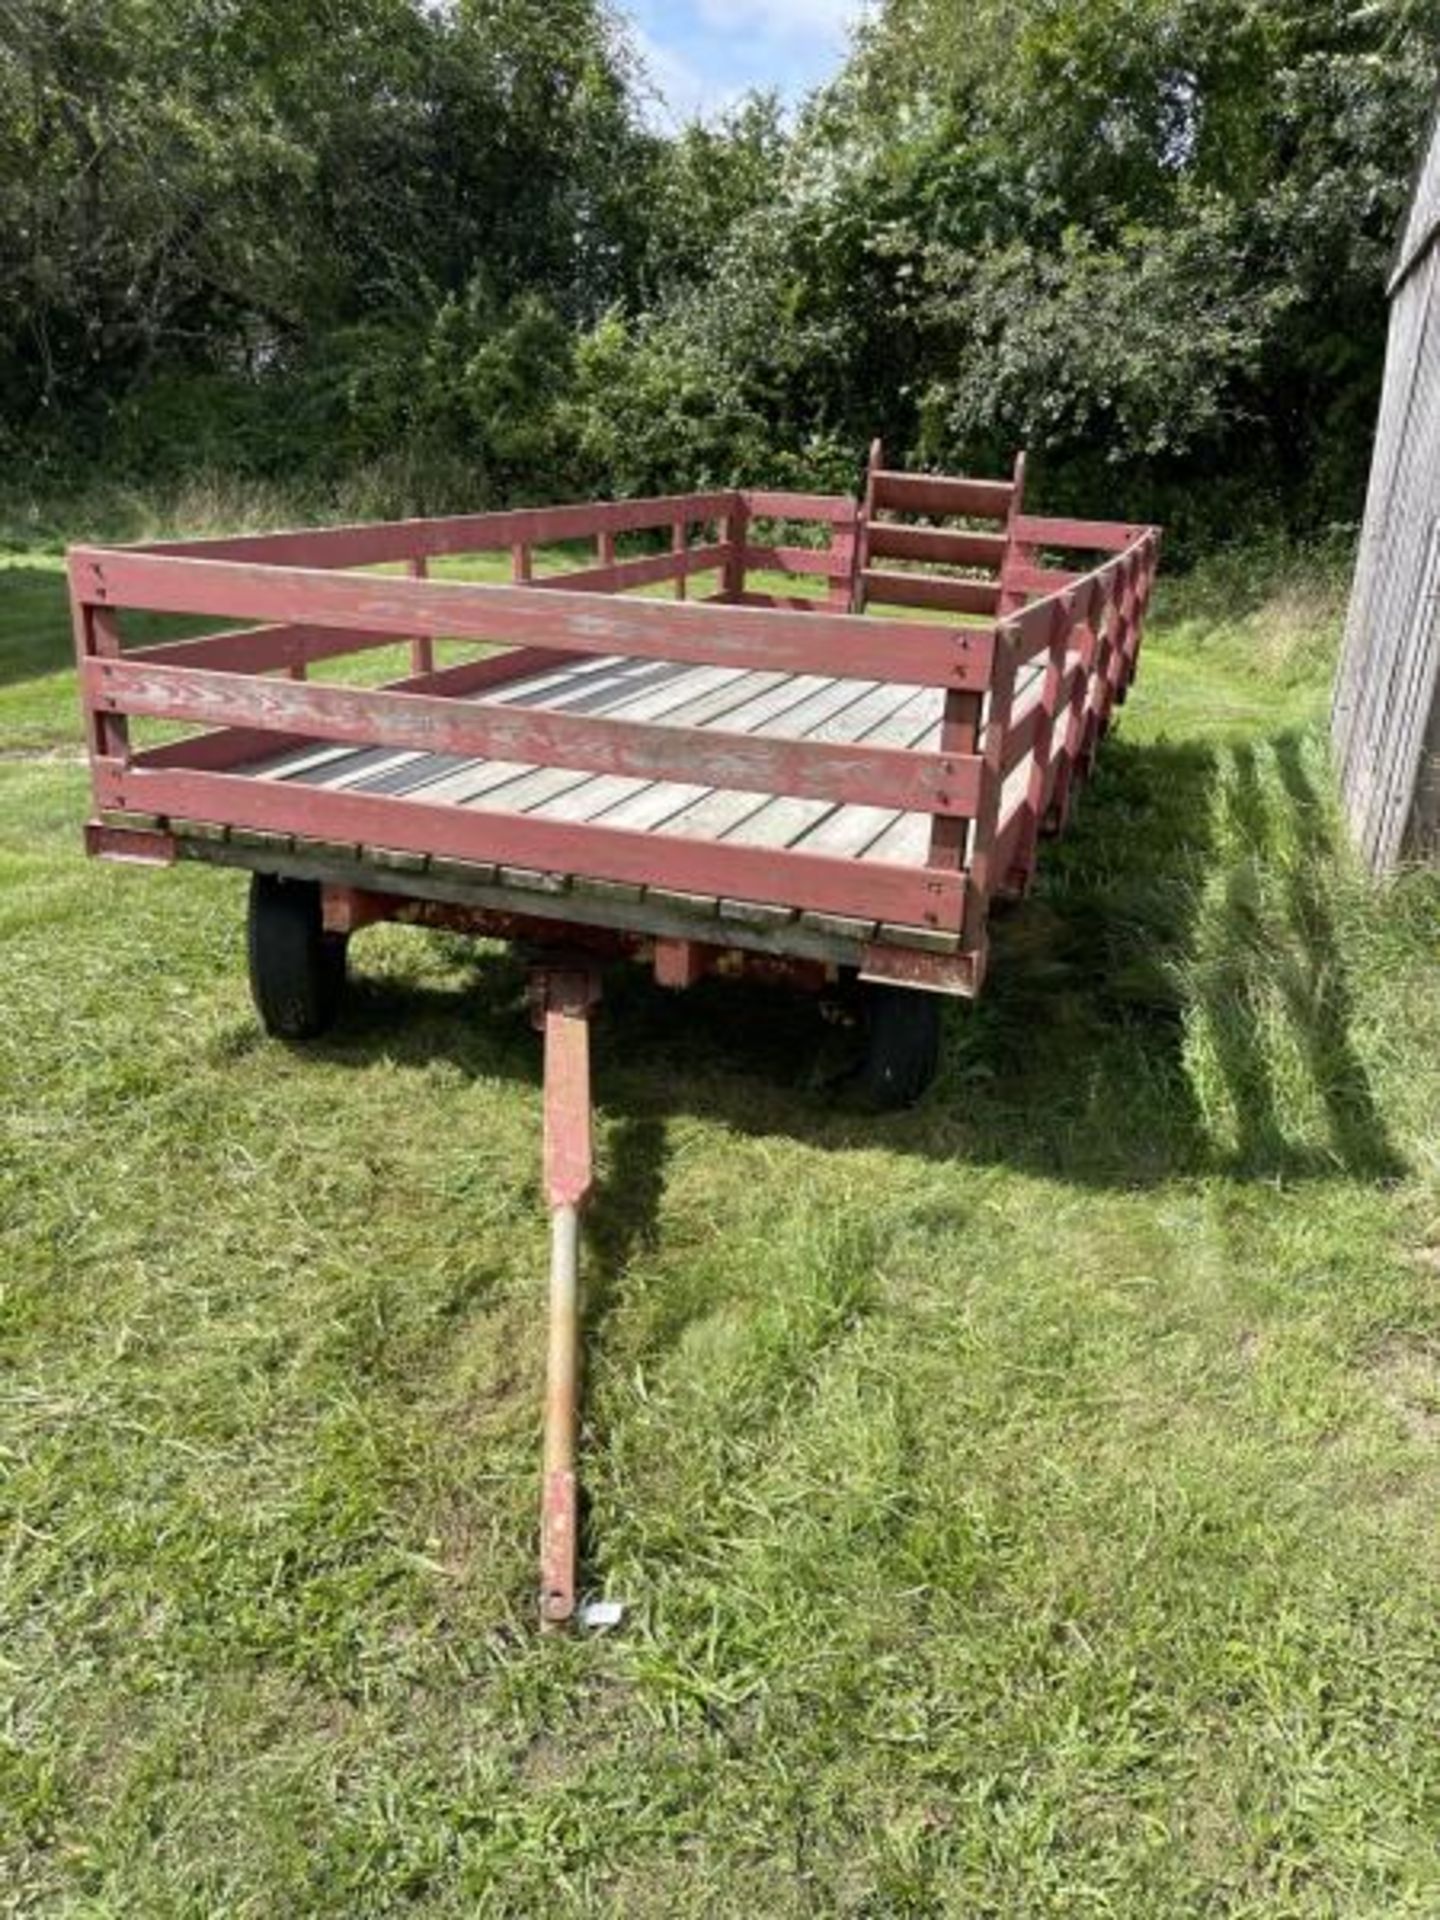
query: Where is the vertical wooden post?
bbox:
[1107,556,1136,706]
[721,499,749,603]
[407,554,433,678]
[512,541,532,584]
[853,438,884,614]
[1009,596,1069,891]
[75,601,129,786]
[1048,579,1100,833]
[954,629,1017,976]
[828,501,860,612]
[997,449,1032,619]
[1079,577,1121,775]
[969,633,1017,900]
[926,687,983,876]
[1119,542,1157,693]
[672,517,688,600]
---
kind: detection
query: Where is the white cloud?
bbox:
[630,23,750,128]
[694,0,864,44]
[625,0,872,128]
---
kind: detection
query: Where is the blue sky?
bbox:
[621,0,866,127]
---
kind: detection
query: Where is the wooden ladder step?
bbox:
[866,523,1008,569]
[860,569,1002,616]
[870,471,1015,520]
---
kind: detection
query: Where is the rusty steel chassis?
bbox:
[70,454,1160,1628]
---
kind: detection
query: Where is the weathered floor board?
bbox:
[239,653,1054,868]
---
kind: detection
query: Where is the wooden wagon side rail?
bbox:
[135,490,741,569]
[70,464,1160,984]
[83,656,984,818]
[976,525,1161,903]
[132,486,865,618]
[71,546,994,687]
[99,486,867,671]
[138,490,759,679]
[69,540,991,935]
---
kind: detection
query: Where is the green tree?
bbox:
[0,0,650,478]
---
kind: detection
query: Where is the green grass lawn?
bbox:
[2,528,1438,1915]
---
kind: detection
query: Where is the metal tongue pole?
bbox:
[532,962,600,1630]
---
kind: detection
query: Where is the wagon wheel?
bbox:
[247,873,349,1039]
[857,983,943,1108]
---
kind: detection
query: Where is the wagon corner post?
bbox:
[68,544,130,813]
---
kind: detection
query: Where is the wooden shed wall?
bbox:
[1333,118,1440,872]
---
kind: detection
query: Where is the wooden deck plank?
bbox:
[859,810,931,867]
[588,675,882,837]
[451,665,798,822]
[584,675,892,842]
[517,669,793,823]
[790,698,944,860]
[251,651,635,787]
[318,655,689,806]
[723,686,941,851]
[184,645,1043,873]
[430,663,749,819]
[359,660,768,811]
[517,672,858,833]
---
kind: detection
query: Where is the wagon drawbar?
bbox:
[70,443,1160,1625]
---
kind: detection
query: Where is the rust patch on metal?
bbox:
[540,1469,579,1627]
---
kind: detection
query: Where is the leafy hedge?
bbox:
[4,0,1436,555]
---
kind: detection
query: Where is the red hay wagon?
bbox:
[70,443,1159,1625]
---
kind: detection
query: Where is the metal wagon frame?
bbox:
[70,444,1160,1624]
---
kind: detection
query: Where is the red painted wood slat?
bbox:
[137,492,740,569]
[125,644,580,775]
[1013,515,1153,553]
[1008,565,1083,599]
[995,449,1029,622]
[870,472,1015,520]
[742,545,850,580]
[529,544,726,596]
[964,638,1017,917]
[827,512,858,613]
[728,591,828,612]
[99,763,967,930]
[132,622,398,673]
[866,524,1008,569]
[860,569,1001,616]
[71,550,995,690]
[740,490,858,524]
[89,658,985,816]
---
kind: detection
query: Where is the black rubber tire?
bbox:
[858,983,942,1108]
[247,873,348,1039]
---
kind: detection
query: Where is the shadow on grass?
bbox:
[1272,735,1401,1177]
[1197,736,1403,1182]
[303,727,1401,1213]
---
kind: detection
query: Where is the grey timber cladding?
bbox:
[1391,99,1440,294]
[1334,107,1440,870]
